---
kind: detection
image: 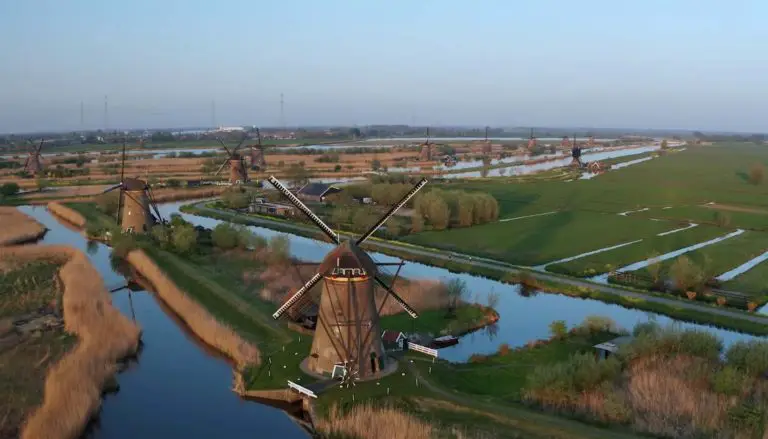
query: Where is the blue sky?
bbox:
[1,0,766,133]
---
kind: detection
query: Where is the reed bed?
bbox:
[0,246,142,439]
[149,186,227,203]
[47,202,87,229]
[0,207,47,246]
[126,248,259,367]
[316,404,434,439]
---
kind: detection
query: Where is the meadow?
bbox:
[404,143,768,298]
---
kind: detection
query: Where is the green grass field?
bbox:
[401,211,675,266]
[633,205,768,231]
[547,225,727,276]
[621,230,768,295]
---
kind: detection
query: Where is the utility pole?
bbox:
[211,100,216,129]
[280,93,285,130]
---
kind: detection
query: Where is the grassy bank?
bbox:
[180,202,768,336]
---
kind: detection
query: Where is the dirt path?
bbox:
[192,203,768,327]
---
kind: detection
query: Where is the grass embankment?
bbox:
[0,207,47,246]
[0,246,141,439]
[126,248,262,368]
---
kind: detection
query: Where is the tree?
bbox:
[670,255,703,292]
[444,278,468,314]
[456,194,475,227]
[222,189,250,209]
[646,252,663,288]
[660,139,668,149]
[371,159,382,171]
[411,211,424,233]
[0,182,19,197]
[349,127,362,138]
[96,191,120,216]
[172,225,198,254]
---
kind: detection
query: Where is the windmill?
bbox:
[587,135,596,148]
[482,126,492,155]
[419,127,434,161]
[527,128,537,152]
[250,128,267,171]
[561,136,571,151]
[213,134,249,185]
[570,134,583,167]
[23,139,45,176]
[268,175,427,381]
[101,139,165,233]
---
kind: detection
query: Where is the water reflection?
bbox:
[17,206,308,439]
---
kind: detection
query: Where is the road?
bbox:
[190,203,768,327]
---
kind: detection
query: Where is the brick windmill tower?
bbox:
[23,139,45,176]
[269,175,427,380]
[102,140,164,233]
[250,128,267,171]
[570,134,583,167]
[419,127,434,161]
[214,134,248,184]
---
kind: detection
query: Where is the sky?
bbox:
[1,0,767,133]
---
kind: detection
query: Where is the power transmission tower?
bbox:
[104,95,109,132]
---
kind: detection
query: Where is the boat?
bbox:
[431,335,459,348]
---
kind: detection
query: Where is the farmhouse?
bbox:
[381,330,407,351]
[297,183,342,202]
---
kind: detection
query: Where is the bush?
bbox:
[549,320,568,339]
[111,232,138,259]
[725,340,768,376]
[96,191,120,216]
[711,366,747,396]
[150,224,171,249]
[267,235,290,263]
[222,188,249,209]
[670,255,703,292]
[622,326,723,361]
[0,182,20,197]
[172,225,198,254]
[212,223,240,250]
[575,316,618,335]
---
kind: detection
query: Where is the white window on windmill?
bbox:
[332,364,347,379]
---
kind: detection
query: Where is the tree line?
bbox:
[412,188,499,231]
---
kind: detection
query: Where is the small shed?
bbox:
[297,183,342,203]
[382,330,407,351]
[593,335,633,360]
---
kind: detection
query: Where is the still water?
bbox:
[18,206,308,439]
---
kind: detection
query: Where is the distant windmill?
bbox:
[419,127,434,161]
[587,135,596,148]
[101,139,164,233]
[571,134,583,167]
[23,139,45,176]
[527,128,537,151]
[482,126,492,155]
[214,134,248,184]
[250,128,267,171]
[561,136,571,150]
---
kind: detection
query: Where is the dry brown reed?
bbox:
[316,404,435,439]
[626,356,734,438]
[47,202,87,229]
[148,187,227,203]
[0,245,141,439]
[125,249,259,367]
[0,207,47,246]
